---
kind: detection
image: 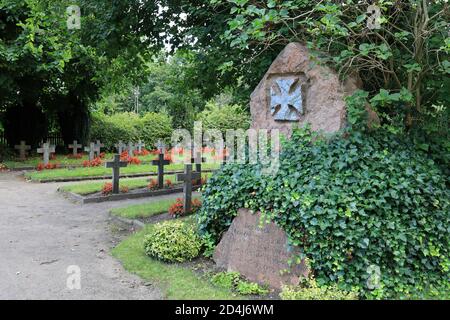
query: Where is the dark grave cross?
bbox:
[106,154,128,194]
[221,151,229,168]
[177,164,201,213]
[14,141,31,160]
[68,140,82,156]
[37,142,55,165]
[84,142,95,161]
[191,151,206,176]
[152,147,170,189]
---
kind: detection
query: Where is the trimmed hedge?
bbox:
[196,101,250,132]
[198,127,450,299]
[89,112,172,150]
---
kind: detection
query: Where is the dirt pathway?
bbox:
[0,171,176,300]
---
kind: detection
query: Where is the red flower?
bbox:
[128,156,141,165]
[168,198,202,217]
[148,179,158,190]
[165,179,173,188]
[102,182,113,195]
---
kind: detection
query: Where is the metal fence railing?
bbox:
[0,133,64,146]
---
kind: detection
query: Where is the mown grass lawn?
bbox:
[25,162,220,181]
[111,222,240,300]
[60,173,211,195]
[110,195,202,219]
[4,153,114,168]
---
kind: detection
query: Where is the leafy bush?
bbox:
[210,271,269,296]
[198,127,449,299]
[197,101,250,132]
[236,281,269,296]
[280,276,359,300]
[210,271,240,290]
[144,220,202,263]
[139,112,173,148]
[89,112,173,150]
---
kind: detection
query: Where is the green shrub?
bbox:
[139,112,173,149]
[210,271,268,296]
[144,220,202,263]
[197,101,250,132]
[280,276,359,300]
[198,126,450,299]
[89,112,172,150]
[211,271,240,290]
[236,280,269,296]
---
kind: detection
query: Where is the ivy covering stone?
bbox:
[198,126,449,299]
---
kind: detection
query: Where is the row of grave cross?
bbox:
[105,141,206,213]
[114,140,146,155]
[14,139,148,164]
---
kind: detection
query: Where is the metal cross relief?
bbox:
[270,78,303,121]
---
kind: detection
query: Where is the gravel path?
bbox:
[0,171,177,300]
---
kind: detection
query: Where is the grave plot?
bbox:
[21,147,220,182]
[110,194,202,226]
[58,167,211,204]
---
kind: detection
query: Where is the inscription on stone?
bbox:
[213,209,308,289]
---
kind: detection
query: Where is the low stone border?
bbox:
[28,169,216,183]
[109,214,146,229]
[58,185,200,204]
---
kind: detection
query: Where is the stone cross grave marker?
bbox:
[106,154,128,194]
[68,140,82,156]
[136,140,145,153]
[152,142,170,189]
[37,142,55,165]
[127,142,135,156]
[94,140,104,157]
[115,141,126,154]
[14,141,31,160]
[177,164,200,213]
[156,140,166,153]
[84,142,95,161]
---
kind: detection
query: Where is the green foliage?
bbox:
[280,275,359,300]
[210,271,269,296]
[198,126,450,299]
[197,100,250,132]
[144,220,202,263]
[211,271,241,289]
[235,280,269,296]
[89,112,172,150]
[139,112,173,148]
[211,0,449,132]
